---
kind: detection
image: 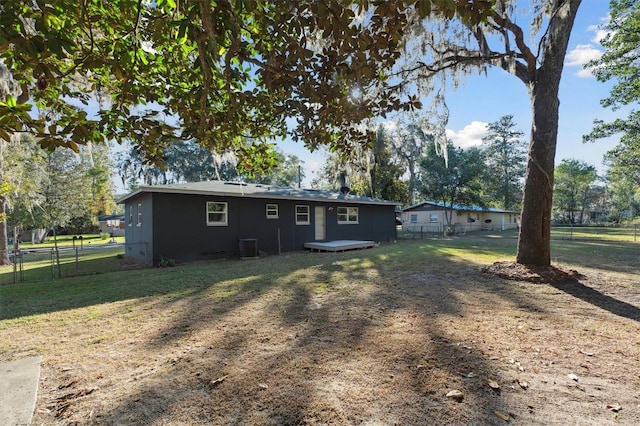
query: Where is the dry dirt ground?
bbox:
[2,250,640,425]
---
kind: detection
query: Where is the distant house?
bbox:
[401,201,520,234]
[117,181,400,266]
[97,214,125,237]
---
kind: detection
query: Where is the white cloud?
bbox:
[587,14,611,44]
[307,159,322,175]
[565,44,602,77]
[588,24,609,44]
[446,121,488,148]
[566,44,602,66]
[566,15,610,78]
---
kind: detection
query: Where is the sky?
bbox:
[278,0,623,187]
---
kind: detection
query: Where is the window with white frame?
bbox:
[337,206,358,224]
[266,204,279,219]
[429,213,438,222]
[137,204,142,226]
[129,206,133,226]
[206,202,228,226]
[295,205,310,225]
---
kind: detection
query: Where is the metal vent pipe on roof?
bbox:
[339,172,350,194]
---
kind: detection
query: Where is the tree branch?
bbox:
[486,10,538,82]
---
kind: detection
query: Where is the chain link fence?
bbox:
[550,224,639,242]
[398,222,518,239]
[397,223,639,242]
[0,244,125,285]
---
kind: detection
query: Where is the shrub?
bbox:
[158,256,177,268]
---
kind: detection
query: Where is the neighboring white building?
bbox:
[401,201,520,234]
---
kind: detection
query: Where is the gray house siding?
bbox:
[123,191,397,265]
[123,193,153,265]
[325,204,396,242]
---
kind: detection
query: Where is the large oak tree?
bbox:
[394,0,582,265]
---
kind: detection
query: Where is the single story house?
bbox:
[98,214,126,237]
[117,181,400,265]
[401,201,520,234]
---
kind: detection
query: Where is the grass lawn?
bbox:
[1,242,125,285]
[1,230,639,425]
[551,225,639,243]
[18,234,125,249]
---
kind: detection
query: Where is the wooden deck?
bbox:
[304,240,376,252]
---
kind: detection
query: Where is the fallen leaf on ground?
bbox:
[516,379,528,390]
[58,380,78,390]
[210,375,227,388]
[488,380,500,390]
[55,388,97,403]
[607,404,622,412]
[494,410,510,421]
[567,373,579,381]
[446,390,464,401]
[53,388,97,419]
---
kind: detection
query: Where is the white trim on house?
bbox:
[295,205,310,225]
[337,206,359,224]
[206,201,228,226]
[266,203,279,219]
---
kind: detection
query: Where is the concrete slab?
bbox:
[304,240,375,252]
[0,356,42,426]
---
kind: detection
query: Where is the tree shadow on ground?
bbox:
[87,240,541,425]
[551,279,640,322]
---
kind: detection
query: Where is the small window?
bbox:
[207,202,228,226]
[295,205,310,225]
[266,204,279,219]
[337,206,358,224]
[137,204,142,226]
[129,206,133,226]
[429,213,438,222]
[410,214,418,223]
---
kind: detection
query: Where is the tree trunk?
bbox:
[517,80,558,264]
[0,136,10,265]
[516,0,581,266]
[407,159,416,205]
[0,197,11,265]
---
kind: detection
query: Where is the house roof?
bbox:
[117,181,401,206]
[402,201,519,214]
[98,214,125,221]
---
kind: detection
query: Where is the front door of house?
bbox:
[314,206,326,240]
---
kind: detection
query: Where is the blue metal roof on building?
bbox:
[402,200,519,214]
